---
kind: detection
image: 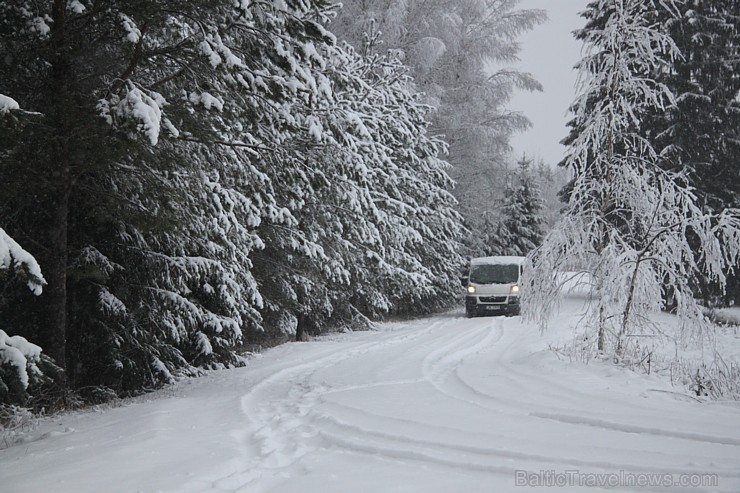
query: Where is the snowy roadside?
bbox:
[707,307,740,327]
[1,297,738,492]
[543,272,740,401]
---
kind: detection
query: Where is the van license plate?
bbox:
[485,306,500,310]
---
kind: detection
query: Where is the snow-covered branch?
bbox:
[0,228,45,295]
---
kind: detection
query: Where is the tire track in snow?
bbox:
[530,412,740,447]
[421,317,504,386]
[383,315,739,484]
[203,320,446,492]
[447,317,740,480]
[456,318,740,452]
[310,406,740,481]
[309,316,740,484]
[190,312,740,492]
[224,317,503,490]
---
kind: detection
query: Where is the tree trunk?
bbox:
[39,0,72,383]
[618,256,644,356]
[296,312,306,342]
[41,189,70,375]
[597,303,606,352]
[597,274,606,352]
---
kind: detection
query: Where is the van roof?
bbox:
[470,256,526,266]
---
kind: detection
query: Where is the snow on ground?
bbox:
[1,297,739,493]
[709,307,740,327]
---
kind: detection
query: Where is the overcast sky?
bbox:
[508,0,590,166]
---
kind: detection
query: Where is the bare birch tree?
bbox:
[521,0,740,357]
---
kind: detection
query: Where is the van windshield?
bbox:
[469,264,519,284]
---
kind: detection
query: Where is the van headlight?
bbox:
[510,284,520,294]
[467,285,476,294]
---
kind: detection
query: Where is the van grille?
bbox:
[479,296,507,304]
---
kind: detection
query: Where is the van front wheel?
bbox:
[505,307,520,317]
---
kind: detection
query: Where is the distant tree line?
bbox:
[331,0,549,258]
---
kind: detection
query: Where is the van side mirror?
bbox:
[459,275,468,287]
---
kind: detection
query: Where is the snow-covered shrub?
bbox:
[0,404,36,449]
[675,357,740,400]
[492,155,546,256]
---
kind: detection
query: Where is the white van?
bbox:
[464,256,524,318]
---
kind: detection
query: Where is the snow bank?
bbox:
[709,307,740,326]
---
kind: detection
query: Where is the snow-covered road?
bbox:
[2,299,739,492]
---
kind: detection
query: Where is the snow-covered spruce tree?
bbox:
[331,0,546,257]
[533,158,569,229]
[0,0,341,395]
[492,154,545,256]
[76,0,346,388]
[644,0,740,306]
[521,0,740,356]
[253,30,465,340]
[648,0,740,212]
[337,40,464,318]
[2,0,462,399]
[0,99,55,406]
